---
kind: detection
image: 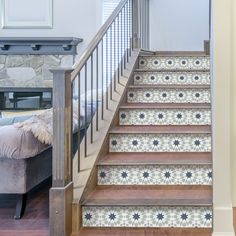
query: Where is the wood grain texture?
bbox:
[82,185,212,206]
[120,103,211,109]
[234,207,236,232]
[76,227,212,236]
[110,125,211,134]
[128,84,211,89]
[98,152,212,166]
[0,179,50,236]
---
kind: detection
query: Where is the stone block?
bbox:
[6,55,24,67]
[0,56,6,64]
[7,67,36,82]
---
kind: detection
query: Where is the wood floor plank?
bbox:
[0,179,50,235]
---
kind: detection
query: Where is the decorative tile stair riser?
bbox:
[119,109,211,126]
[98,165,212,185]
[127,88,210,103]
[82,206,212,228]
[134,72,210,85]
[138,56,210,70]
[109,134,211,152]
[80,54,213,233]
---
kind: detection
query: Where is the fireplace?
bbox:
[0,37,82,88]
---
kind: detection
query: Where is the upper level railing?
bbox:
[49,0,149,235]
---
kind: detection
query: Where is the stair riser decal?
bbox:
[83,206,212,228]
[110,134,211,152]
[119,109,211,126]
[134,72,210,85]
[98,165,212,185]
[127,89,210,103]
[139,57,210,70]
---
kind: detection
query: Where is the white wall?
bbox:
[149,0,210,51]
[0,0,103,56]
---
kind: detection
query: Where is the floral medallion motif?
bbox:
[134,72,210,85]
[127,88,210,103]
[138,56,210,70]
[98,165,212,185]
[109,134,211,152]
[82,206,212,228]
[119,109,211,125]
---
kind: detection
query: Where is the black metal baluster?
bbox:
[96,46,99,131]
[126,3,129,63]
[106,33,109,110]
[77,72,80,172]
[114,19,117,92]
[110,26,113,100]
[90,54,93,143]
[101,39,104,119]
[121,9,124,76]
[123,6,127,70]
[84,62,87,157]
[129,0,132,56]
[117,13,121,84]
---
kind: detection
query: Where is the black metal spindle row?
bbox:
[74,0,133,172]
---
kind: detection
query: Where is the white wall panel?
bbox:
[149,0,209,51]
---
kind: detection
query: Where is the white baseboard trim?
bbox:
[213,206,235,236]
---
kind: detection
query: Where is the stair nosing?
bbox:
[97,161,212,166]
[139,54,209,58]
[134,69,210,73]
[109,125,212,134]
[98,152,212,166]
[81,185,213,207]
[120,103,211,109]
[135,69,210,73]
[128,85,211,89]
[82,202,212,207]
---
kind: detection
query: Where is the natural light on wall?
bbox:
[103,0,121,23]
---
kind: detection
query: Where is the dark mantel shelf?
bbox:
[0,37,83,55]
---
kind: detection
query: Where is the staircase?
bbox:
[78,53,212,235]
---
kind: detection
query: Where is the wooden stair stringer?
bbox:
[71,49,141,234]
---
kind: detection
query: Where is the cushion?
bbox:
[0,125,48,159]
[0,115,32,126]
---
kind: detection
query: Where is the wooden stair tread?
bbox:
[98,153,212,166]
[128,84,210,89]
[110,125,211,134]
[78,227,212,236]
[135,69,210,73]
[140,52,209,56]
[82,186,212,206]
[120,103,211,109]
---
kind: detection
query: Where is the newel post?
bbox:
[49,68,74,236]
[132,0,150,49]
[132,0,141,48]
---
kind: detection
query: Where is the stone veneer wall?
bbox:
[0,55,74,87]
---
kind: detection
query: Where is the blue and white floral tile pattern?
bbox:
[138,56,210,70]
[127,88,210,104]
[82,206,212,228]
[98,165,212,185]
[109,134,211,152]
[134,72,210,85]
[119,109,211,126]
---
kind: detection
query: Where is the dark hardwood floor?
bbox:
[0,179,50,236]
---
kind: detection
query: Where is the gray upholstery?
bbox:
[0,147,52,194]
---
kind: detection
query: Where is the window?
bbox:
[103,0,121,23]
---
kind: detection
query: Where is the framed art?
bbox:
[1,0,53,29]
